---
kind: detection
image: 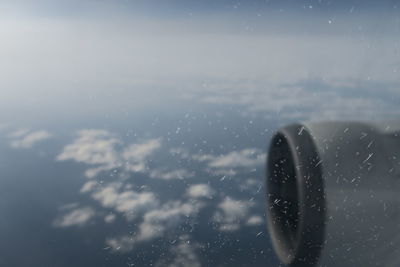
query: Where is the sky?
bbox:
[0,0,399,125]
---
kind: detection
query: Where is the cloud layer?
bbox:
[52,130,268,258]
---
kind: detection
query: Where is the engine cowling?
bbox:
[266,121,400,266]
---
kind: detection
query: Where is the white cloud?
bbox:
[8,128,29,138]
[208,149,265,168]
[53,206,95,228]
[123,139,161,161]
[191,153,216,162]
[213,197,254,231]
[91,182,159,221]
[122,139,162,172]
[66,180,159,227]
[80,180,98,193]
[57,130,120,177]
[188,79,400,120]
[186,184,214,199]
[149,169,194,180]
[136,201,200,242]
[55,133,265,253]
[104,214,116,224]
[246,215,264,226]
[191,148,266,176]
[56,131,206,250]
[9,129,52,148]
[57,130,161,178]
[106,200,201,252]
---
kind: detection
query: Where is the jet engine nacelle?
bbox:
[266,121,400,266]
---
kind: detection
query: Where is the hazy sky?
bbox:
[0,0,399,122]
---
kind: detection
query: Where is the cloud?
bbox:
[149,169,194,180]
[57,130,121,177]
[57,130,161,178]
[56,133,265,253]
[190,153,216,162]
[191,148,266,176]
[53,205,95,228]
[8,128,30,138]
[186,184,214,199]
[80,180,98,193]
[106,200,201,252]
[55,132,265,254]
[123,139,161,160]
[213,197,254,231]
[104,214,116,224]
[246,215,264,226]
[208,149,265,168]
[91,182,159,221]
[136,201,199,242]
[56,130,205,251]
[56,130,266,254]
[187,78,400,120]
[79,181,159,222]
[122,139,162,172]
[57,129,194,180]
[9,129,52,148]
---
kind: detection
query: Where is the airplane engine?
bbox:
[266,121,400,266]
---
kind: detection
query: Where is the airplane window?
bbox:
[0,1,398,266]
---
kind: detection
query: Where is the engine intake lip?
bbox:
[266,124,326,266]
